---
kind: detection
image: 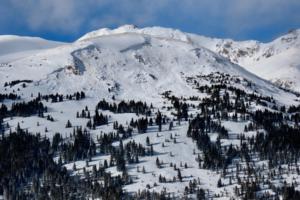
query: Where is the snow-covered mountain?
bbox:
[2,25,300,199]
[189,29,300,92]
[78,25,300,92]
[0,25,298,105]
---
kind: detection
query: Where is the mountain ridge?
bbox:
[76,25,300,92]
[0,26,298,106]
[1,25,299,92]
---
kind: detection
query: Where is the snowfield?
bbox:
[0,35,65,63]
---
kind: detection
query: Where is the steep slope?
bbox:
[79,25,300,92]
[0,26,297,105]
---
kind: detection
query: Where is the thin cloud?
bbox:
[0,0,299,40]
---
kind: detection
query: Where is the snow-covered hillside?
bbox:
[79,25,300,92]
[1,25,300,199]
[189,29,300,92]
[1,25,299,95]
[0,25,298,105]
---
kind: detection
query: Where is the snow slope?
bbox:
[188,29,300,92]
[0,25,298,106]
[0,35,65,63]
[79,25,300,92]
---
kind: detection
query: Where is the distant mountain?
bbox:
[0,35,65,63]
[188,29,300,92]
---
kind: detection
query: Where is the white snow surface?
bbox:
[79,25,300,92]
[0,35,65,63]
[189,29,300,92]
[0,25,298,105]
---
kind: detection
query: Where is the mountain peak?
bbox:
[117,24,139,31]
[77,25,191,43]
[272,28,300,45]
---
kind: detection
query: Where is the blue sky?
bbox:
[0,0,300,42]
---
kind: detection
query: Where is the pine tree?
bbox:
[217,178,222,188]
[177,169,182,182]
[146,136,150,146]
[156,110,162,132]
[73,163,76,171]
[66,120,72,128]
[169,121,173,130]
[156,157,160,168]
